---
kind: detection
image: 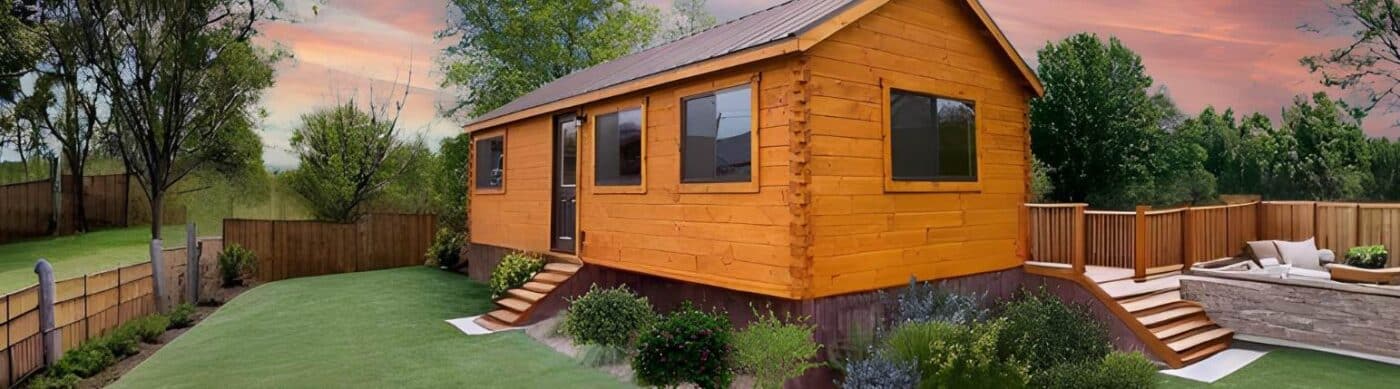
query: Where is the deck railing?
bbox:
[1018,200,1399,280]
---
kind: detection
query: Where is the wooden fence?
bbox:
[0,174,142,244]
[222,214,437,282]
[0,262,155,388]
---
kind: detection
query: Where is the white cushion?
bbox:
[1247,240,1281,261]
[1258,257,1280,267]
[1275,238,1322,271]
[1289,266,1332,280]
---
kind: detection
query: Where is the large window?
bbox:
[475,136,504,190]
[889,89,977,181]
[594,108,643,186]
[681,85,752,183]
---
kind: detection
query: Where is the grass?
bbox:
[1158,348,1400,388]
[110,267,628,388]
[0,225,183,293]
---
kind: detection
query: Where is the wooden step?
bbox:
[1180,342,1230,364]
[1137,305,1204,327]
[473,315,514,331]
[496,297,532,312]
[1132,300,1201,317]
[508,288,546,303]
[544,262,581,274]
[1119,290,1183,313]
[1101,276,1181,299]
[1152,317,1216,340]
[1168,328,1234,353]
[534,272,570,284]
[486,309,522,325]
[523,282,557,293]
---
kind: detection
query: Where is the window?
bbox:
[889,89,977,181]
[594,108,643,186]
[681,85,752,183]
[475,136,504,190]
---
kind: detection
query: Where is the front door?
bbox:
[551,113,580,253]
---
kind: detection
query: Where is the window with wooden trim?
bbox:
[889,89,977,181]
[594,107,643,186]
[681,84,753,183]
[475,136,505,190]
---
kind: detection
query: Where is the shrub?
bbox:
[27,373,80,389]
[51,344,114,378]
[841,353,919,389]
[578,344,631,367]
[132,315,171,343]
[218,244,258,287]
[424,228,464,269]
[168,303,197,329]
[828,323,878,375]
[887,276,989,325]
[633,303,734,389]
[489,251,544,298]
[1033,352,1157,389]
[1346,245,1390,269]
[884,320,1029,389]
[997,290,1110,372]
[562,285,655,349]
[733,308,822,389]
[98,322,142,357]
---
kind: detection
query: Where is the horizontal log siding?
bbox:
[805,0,1032,297]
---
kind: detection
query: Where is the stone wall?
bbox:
[1181,276,1400,359]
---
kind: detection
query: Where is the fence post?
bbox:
[150,239,167,313]
[1182,208,1196,270]
[186,221,199,305]
[50,159,61,236]
[1134,205,1149,282]
[1072,204,1087,274]
[34,259,60,366]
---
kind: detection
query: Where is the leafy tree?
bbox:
[1301,0,1400,122]
[1,1,41,102]
[1279,92,1372,200]
[662,0,717,42]
[51,0,280,239]
[437,0,661,119]
[286,100,426,223]
[1367,138,1400,200]
[432,134,470,233]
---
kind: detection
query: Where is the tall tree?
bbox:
[437,0,661,119]
[1280,92,1373,200]
[662,0,717,42]
[55,0,280,239]
[286,96,425,223]
[1301,0,1400,122]
[431,133,470,233]
[1367,137,1400,200]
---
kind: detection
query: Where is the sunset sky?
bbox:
[242,0,1386,168]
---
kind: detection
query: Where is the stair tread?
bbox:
[1153,317,1217,339]
[544,263,582,274]
[1137,306,1203,327]
[1181,342,1230,364]
[496,297,532,312]
[1120,290,1183,313]
[486,309,522,324]
[1169,328,1234,352]
[473,315,514,331]
[523,282,556,293]
[534,272,570,284]
[1101,276,1181,299]
[508,288,546,302]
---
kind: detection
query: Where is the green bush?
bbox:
[997,290,1110,372]
[1033,352,1157,389]
[424,228,463,269]
[633,303,734,389]
[98,324,141,358]
[51,344,115,378]
[168,303,197,329]
[132,315,171,343]
[884,320,1029,389]
[218,244,258,287]
[733,308,822,389]
[489,251,544,298]
[562,284,655,350]
[26,373,80,389]
[1346,245,1390,269]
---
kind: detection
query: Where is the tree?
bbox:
[662,0,717,42]
[1279,92,1372,200]
[1367,138,1400,200]
[55,0,281,239]
[437,0,661,119]
[432,134,470,233]
[1301,0,1400,123]
[285,96,426,223]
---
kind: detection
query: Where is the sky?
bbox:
[5,1,1383,167]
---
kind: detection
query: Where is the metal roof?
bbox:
[467,0,858,126]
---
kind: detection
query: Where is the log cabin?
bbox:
[461,0,1228,370]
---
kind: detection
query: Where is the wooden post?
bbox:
[1134,205,1149,281]
[186,221,199,305]
[1183,208,1196,269]
[50,158,61,236]
[1072,204,1087,274]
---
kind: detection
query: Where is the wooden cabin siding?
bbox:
[469,116,555,253]
[804,0,1032,297]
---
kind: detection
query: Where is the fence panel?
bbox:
[1086,211,1135,268]
[0,181,54,245]
[1315,202,1359,255]
[1146,209,1185,269]
[224,214,435,283]
[1260,201,1316,241]
[1357,204,1400,267]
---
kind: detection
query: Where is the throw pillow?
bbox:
[1246,240,1281,263]
[1274,238,1322,271]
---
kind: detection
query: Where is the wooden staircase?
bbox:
[474,260,582,331]
[1027,264,1234,368]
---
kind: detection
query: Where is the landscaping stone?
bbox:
[1181,276,1400,359]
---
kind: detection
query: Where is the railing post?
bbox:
[1182,208,1195,270]
[1134,205,1149,281]
[1072,204,1087,274]
[35,259,60,366]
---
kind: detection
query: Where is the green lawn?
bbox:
[1158,348,1400,388]
[111,267,628,388]
[0,226,183,293]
